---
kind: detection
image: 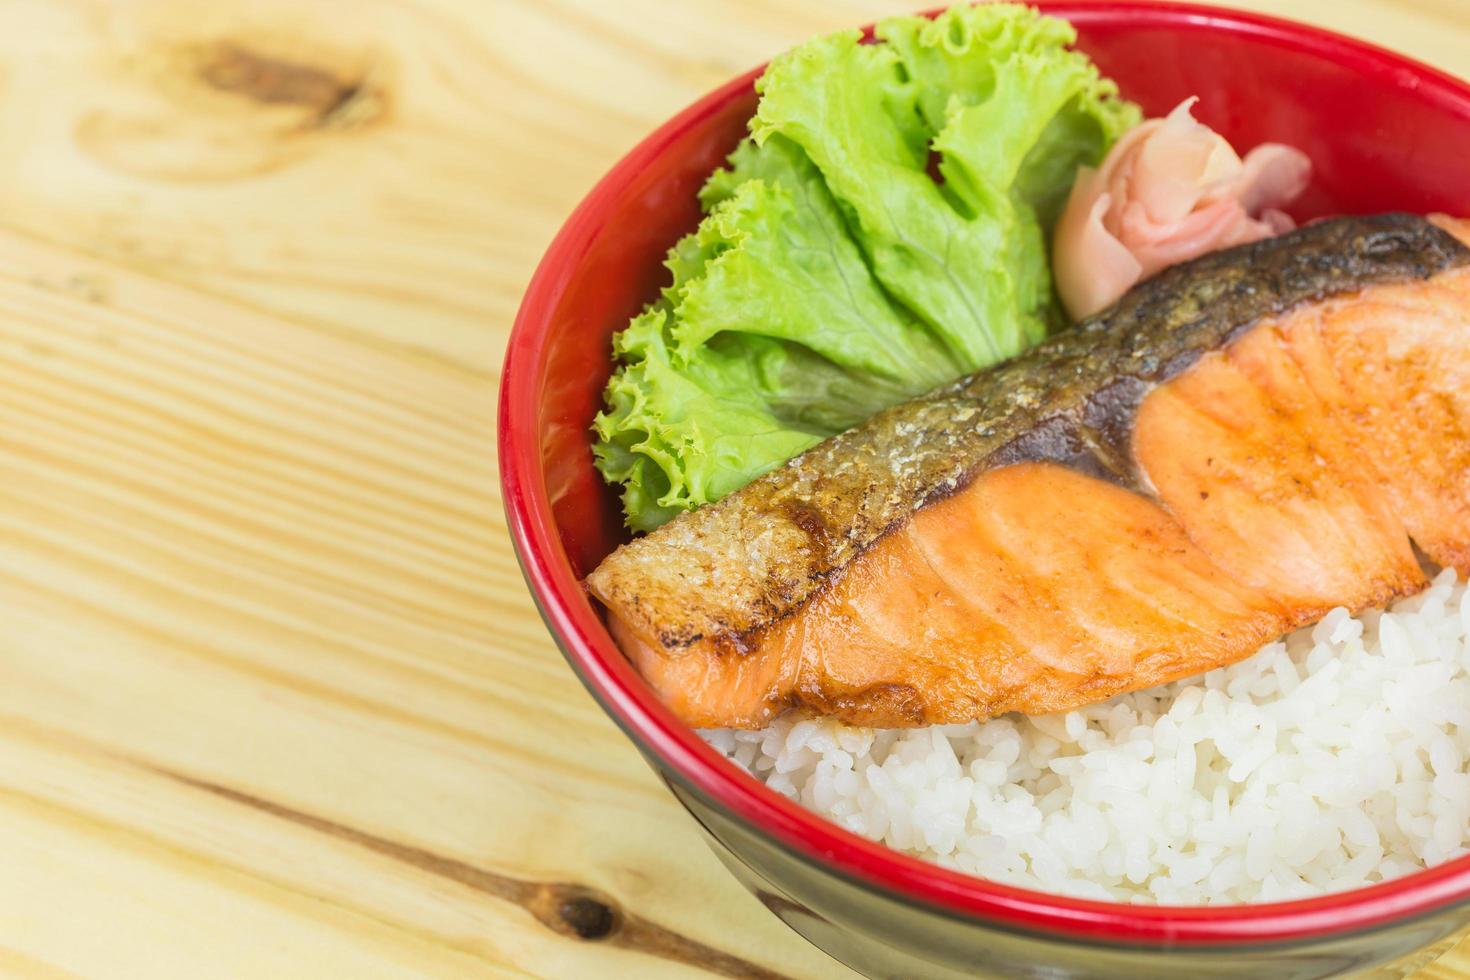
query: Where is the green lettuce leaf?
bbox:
[754,4,1139,362]
[592,311,824,532]
[592,137,940,531]
[594,3,1139,531]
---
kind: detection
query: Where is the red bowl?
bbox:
[500,4,1470,976]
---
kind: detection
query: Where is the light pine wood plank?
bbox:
[0,233,843,978]
[0,1,1467,978]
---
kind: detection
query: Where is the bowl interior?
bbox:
[532,3,1470,578]
[504,0,1470,943]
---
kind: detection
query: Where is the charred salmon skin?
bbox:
[586,213,1470,729]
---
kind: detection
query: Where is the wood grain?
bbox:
[0,1,1467,978]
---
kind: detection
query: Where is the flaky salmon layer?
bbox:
[591,215,1470,729]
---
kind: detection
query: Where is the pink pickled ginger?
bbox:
[1053,99,1311,320]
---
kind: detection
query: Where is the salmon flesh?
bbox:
[587,213,1470,729]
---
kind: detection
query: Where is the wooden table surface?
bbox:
[3,0,1470,977]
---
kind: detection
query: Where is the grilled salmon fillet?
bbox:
[587,213,1470,729]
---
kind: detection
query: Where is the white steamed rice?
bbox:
[703,569,1470,904]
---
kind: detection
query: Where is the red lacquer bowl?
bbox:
[499,5,1470,977]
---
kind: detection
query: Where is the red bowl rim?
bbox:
[500,1,1470,948]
